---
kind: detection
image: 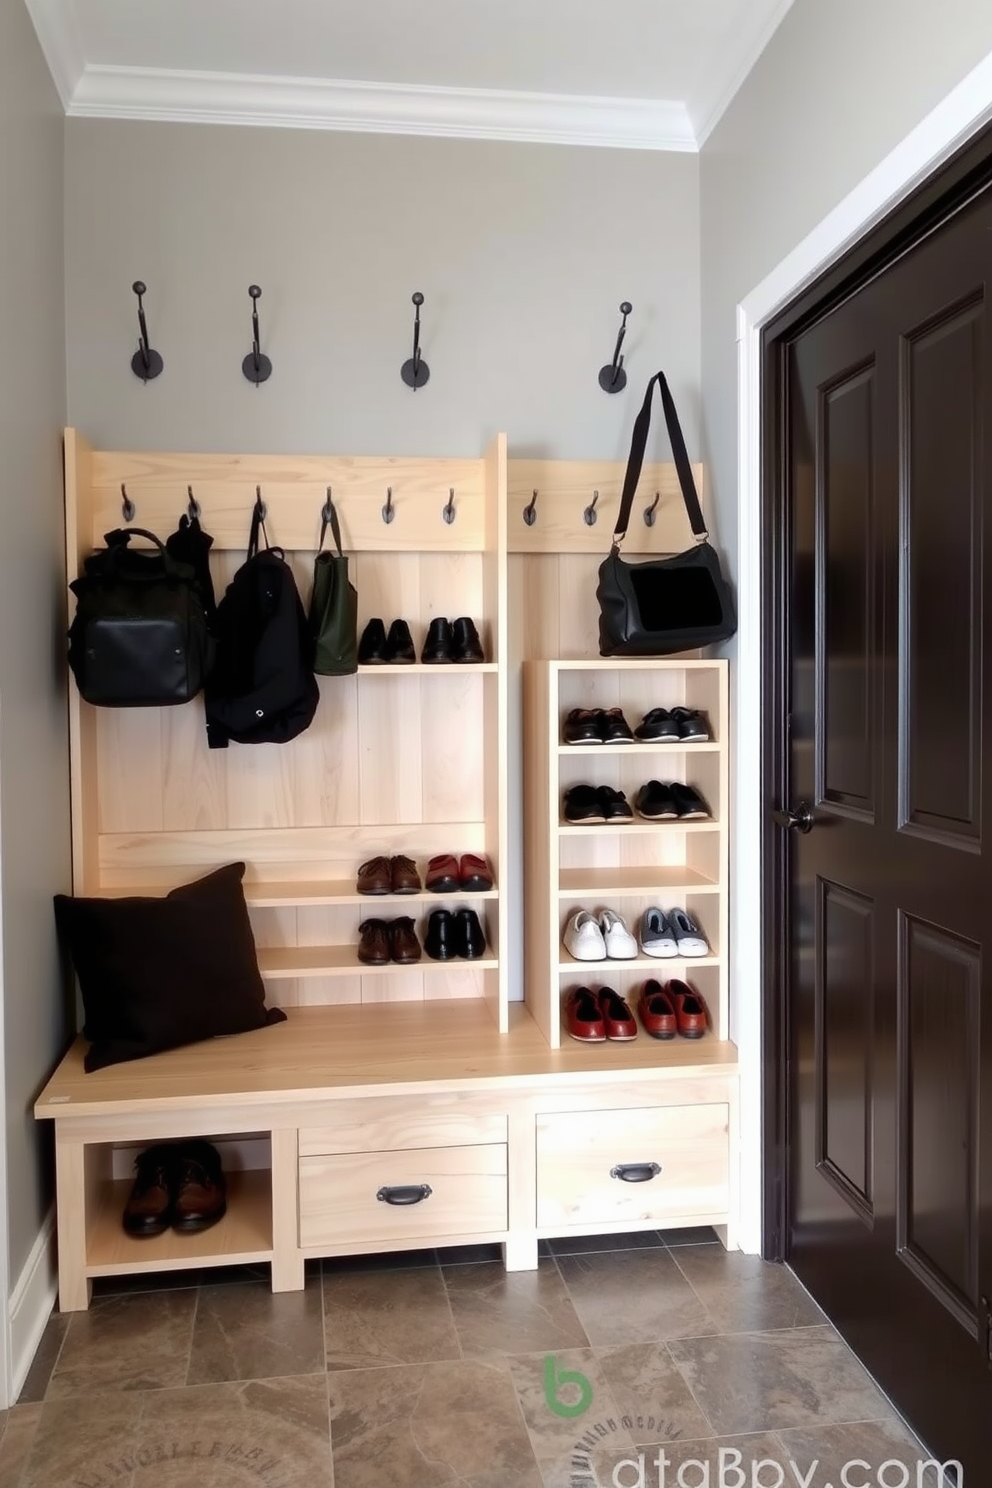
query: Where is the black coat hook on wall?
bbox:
[187,485,201,521]
[523,489,538,526]
[584,490,600,526]
[599,301,632,393]
[401,292,430,390]
[382,486,395,524]
[130,282,164,382]
[121,483,136,522]
[242,285,273,385]
[442,488,456,525]
[644,491,661,526]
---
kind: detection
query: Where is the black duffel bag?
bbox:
[68,527,214,706]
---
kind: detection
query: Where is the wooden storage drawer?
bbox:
[536,1105,729,1228]
[299,1145,508,1247]
[300,1103,506,1156]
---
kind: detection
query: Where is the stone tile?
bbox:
[329,1359,543,1488]
[555,1249,718,1346]
[547,1231,667,1257]
[47,1292,197,1396]
[322,1265,460,1370]
[0,1404,41,1488]
[776,1418,947,1481]
[670,1246,827,1332]
[508,1347,635,1488]
[17,1313,69,1403]
[19,1392,142,1488]
[667,1326,897,1436]
[596,1342,714,1446]
[135,1375,333,1487]
[322,1247,438,1275]
[442,1258,588,1358]
[591,1432,793,1488]
[657,1226,719,1247]
[187,1276,325,1385]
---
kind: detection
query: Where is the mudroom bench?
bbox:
[35,1000,739,1311]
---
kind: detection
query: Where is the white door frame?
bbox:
[733,52,992,1256]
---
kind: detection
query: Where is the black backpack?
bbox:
[204,505,319,749]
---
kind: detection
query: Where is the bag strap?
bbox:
[318,495,345,559]
[247,499,269,560]
[99,528,181,578]
[613,372,708,551]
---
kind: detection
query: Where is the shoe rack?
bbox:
[523,659,729,1053]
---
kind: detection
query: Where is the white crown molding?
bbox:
[67,65,698,151]
[22,0,86,110]
[689,0,797,147]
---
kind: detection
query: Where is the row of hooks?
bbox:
[131,284,635,395]
[522,488,662,528]
[118,483,461,528]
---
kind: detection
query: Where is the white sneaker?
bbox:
[598,909,638,960]
[563,910,607,961]
[669,908,709,957]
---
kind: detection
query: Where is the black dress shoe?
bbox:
[122,1145,176,1237]
[422,617,453,664]
[451,617,484,663]
[171,1140,227,1234]
[425,908,457,959]
[597,786,633,822]
[385,619,416,663]
[358,617,388,664]
[455,908,487,958]
[563,784,606,824]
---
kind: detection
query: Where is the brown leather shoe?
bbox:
[598,987,637,1040]
[122,1145,175,1237]
[171,1141,227,1233]
[669,980,710,1039]
[389,917,422,964]
[358,918,391,964]
[638,979,677,1040]
[425,853,460,892]
[564,987,606,1042]
[356,856,392,895]
[390,855,421,894]
[459,853,494,891]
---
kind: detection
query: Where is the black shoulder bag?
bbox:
[308,495,358,676]
[596,371,737,656]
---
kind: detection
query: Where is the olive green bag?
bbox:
[308,496,358,675]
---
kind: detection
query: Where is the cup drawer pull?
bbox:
[376,1183,434,1206]
[610,1162,662,1183]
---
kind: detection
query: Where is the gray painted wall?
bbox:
[65,122,701,462]
[0,2,72,1285]
[700,0,992,574]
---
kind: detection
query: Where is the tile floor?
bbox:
[0,1229,939,1488]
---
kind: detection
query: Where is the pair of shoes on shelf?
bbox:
[359,618,416,664]
[422,617,485,664]
[640,979,710,1039]
[564,986,637,1042]
[426,853,494,892]
[562,708,635,745]
[359,918,421,964]
[356,854,421,895]
[635,782,711,820]
[564,909,638,962]
[563,785,633,824]
[425,908,487,960]
[635,707,711,742]
[640,908,710,958]
[122,1140,227,1237]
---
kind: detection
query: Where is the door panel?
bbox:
[784,185,992,1477]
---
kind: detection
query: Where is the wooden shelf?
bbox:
[554,1026,728,1067]
[558,867,720,897]
[86,1169,272,1276]
[559,820,719,835]
[248,881,498,907]
[357,663,497,675]
[558,954,719,974]
[258,946,498,979]
[558,742,719,756]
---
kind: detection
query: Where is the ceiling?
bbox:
[26,0,796,149]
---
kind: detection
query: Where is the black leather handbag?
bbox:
[597,371,737,656]
[67,527,214,706]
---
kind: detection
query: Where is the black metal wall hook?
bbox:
[121,483,136,522]
[583,490,600,526]
[382,486,395,524]
[242,285,273,385]
[442,488,456,525]
[187,485,201,521]
[130,281,164,382]
[253,484,267,521]
[321,485,335,526]
[523,489,538,526]
[644,491,661,527]
[599,301,632,393]
[401,292,430,390]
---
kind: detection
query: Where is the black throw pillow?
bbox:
[54,863,286,1072]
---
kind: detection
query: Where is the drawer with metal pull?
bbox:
[298,1144,508,1247]
[536,1104,730,1228]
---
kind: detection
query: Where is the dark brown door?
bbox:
[784,184,992,1475]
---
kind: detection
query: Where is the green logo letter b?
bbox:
[543,1354,593,1418]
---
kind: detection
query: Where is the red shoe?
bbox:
[638,979,677,1040]
[425,854,460,892]
[598,987,637,1040]
[459,853,494,891]
[564,988,606,1042]
[668,980,710,1039]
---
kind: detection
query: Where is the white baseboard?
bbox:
[8,1208,57,1406]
